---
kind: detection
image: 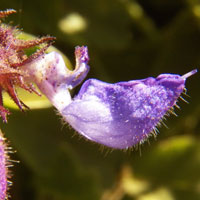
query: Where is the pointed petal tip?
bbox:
[182,69,198,79]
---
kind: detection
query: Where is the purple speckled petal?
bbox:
[0,132,7,200]
[23,46,89,111]
[62,70,197,149]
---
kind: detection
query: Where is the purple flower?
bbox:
[23,46,89,111]
[62,70,197,149]
[23,46,197,149]
[0,131,8,200]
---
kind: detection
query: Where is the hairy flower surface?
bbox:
[23,46,89,111]
[0,9,54,122]
[23,46,197,149]
[0,131,9,200]
[63,70,197,149]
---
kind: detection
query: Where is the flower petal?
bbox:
[23,46,89,111]
[62,70,197,149]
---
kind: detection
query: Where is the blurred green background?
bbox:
[1,0,200,199]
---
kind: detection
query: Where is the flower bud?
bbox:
[0,131,9,200]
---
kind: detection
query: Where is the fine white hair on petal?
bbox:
[22,46,90,111]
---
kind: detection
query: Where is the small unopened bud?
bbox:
[0,130,10,200]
